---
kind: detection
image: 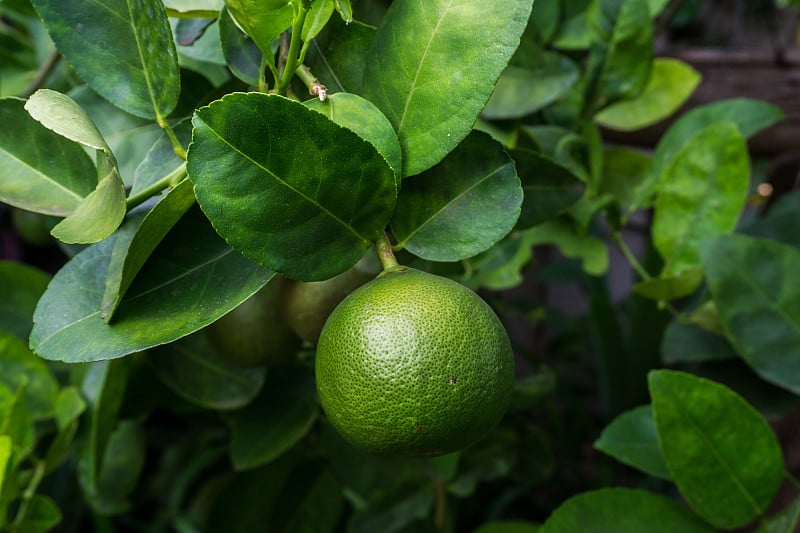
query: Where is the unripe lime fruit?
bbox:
[315,268,514,457]
[282,253,380,344]
[207,278,300,367]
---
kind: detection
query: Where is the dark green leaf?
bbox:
[392,131,521,261]
[594,405,670,479]
[305,18,375,94]
[78,359,130,495]
[279,468,344,533]
[540,488,714,532]
[0,261,49,341]
[349,485,436,533]
[595,58,700,131]
[218,6,263,86]
[304,92,402,181]
[585,0,653,110]
[225,365,318,469]
[15,494,61,532]
[31,0,180,119]
[224,0,292,54]
[88,420,147,514]
[483,49,578,120]
[0,97,95,216]
[188,93,396,281]
[30,206,273,362]
[744,189,800,249]
[101,178,196,321]
[552,0,592,50]
[512,149,585,230]
[362,0,534,177]
[702,235,800,395]
[652,122,749,277]
[531,0,560,43]
[660,321,737,364]
[44,387,86,474]
[147,330,266,410]
[649,370,784,529]
[756,496,800,533]
[0,330,57,419]
[474,521,541,533]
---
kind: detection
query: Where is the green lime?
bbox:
[315,268,514,457]
[207,277,300,367]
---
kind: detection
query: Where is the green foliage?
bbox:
[0,0,798,530]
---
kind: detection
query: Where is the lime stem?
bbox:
[10,459,45,531]
[275,6,308,96]
[296,64,327,100]
[434,481,447,530]
[157,118,187,160]
[375,231,399,271]
[126,162,188,210]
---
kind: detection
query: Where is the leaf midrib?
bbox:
[197,116,368,244]
[34,248,234,353]
[397,161,512,247]
[396,0,455,135]
[0,146,85,205]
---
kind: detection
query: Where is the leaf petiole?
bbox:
[275,6,309,95]
[157,118,187,160]
[376,231,400,271]
[126,162,188,210]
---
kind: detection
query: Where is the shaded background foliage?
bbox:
[1,0,800,532]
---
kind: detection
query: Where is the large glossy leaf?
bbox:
[31,0,179,119]
[649,370,784,529]
[86,420,147,514]
[635,99,783,211]
[30,206,273,362]
[188,93,396,281]
[0,329,58,419]
[595,58,700,131]
[0,98,95,215]
[512,149,585,230]
[224,0,292,54]
[362,0,534,177]
[304,92,402,181]
[305,18,375,94]
[102,178,196,321]
[585,0,653,111]
[301,0,334,43]
[540,488,714,533]
[483,49,579,120]
[594,405,669,479]
[0,261,49,341]
[702,235,800,394]
[652,122,748,277]
[147,330,266,410]
[391,131,521,261]
[224,365,318,470]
